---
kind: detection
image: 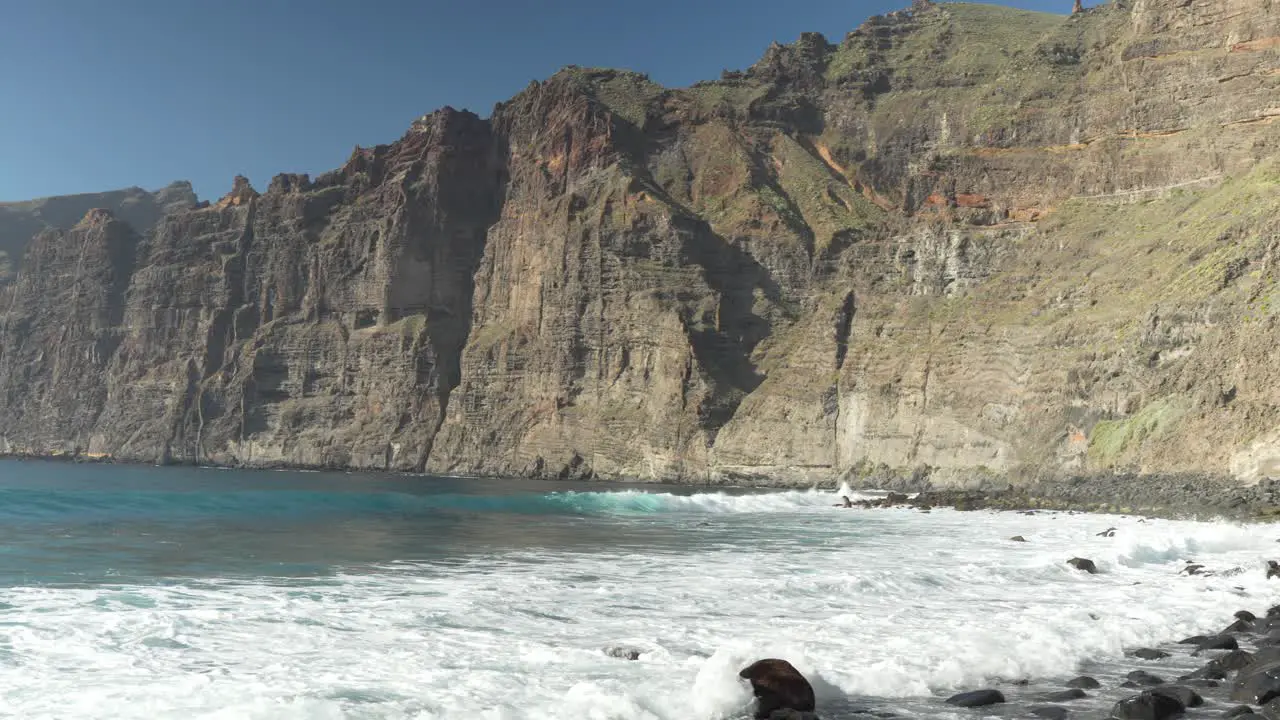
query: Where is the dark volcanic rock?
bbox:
[1233,661,1280,705]
[1127,670,1166,687]
[1029,706,1070,720]
[739,659,816,719]
[1110,691,1185,720]
[1149,685,1203,708]
[766,711,820,720]
[1068,558,1099,574]
[1129,648,1172,660]
[1067,676,1102,690]
[1219,651,1258,671]
[1227,618,1257,633]
[945,689,1005,708]
[1198,636,1242,653]
[1182,659,1230,681]
[1040,688,1088,702]
[1225,706,1257,718]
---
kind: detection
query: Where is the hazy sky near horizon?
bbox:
[0,0,1091,202]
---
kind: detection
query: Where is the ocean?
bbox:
[0,460,1276,719]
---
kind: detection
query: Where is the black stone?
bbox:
[1181,660,1228,682]
[1068,558,1098,574]
[1239,611,1260,623]
[945,690,1006,708]
[1127,670,1167,686]
[1225,618,1255,633]
[1149,685,1203,708]
[1040,688,1087,702]
[1198,636,1242,653]
[1129,648,1172,660]
[1219,651,1258,672]
[1179,635,1210,645]
[1067,676,1101,690]
[1110,691,1185,720]
[1224,707,1256,719]
[1231,660,1280,705]
[1029,706,1069,720]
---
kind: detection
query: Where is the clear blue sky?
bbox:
[0,0,1087,202]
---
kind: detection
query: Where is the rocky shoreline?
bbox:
[841,474,1280,523]
[744,557,1280,720]
[914,598,1280,720]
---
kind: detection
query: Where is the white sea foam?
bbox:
[2,490,1278,719]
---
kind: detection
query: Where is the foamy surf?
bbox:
[1,464,1277,719]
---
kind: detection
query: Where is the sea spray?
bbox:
[1,464,1278,719]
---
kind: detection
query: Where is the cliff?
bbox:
[3,0,1280,489]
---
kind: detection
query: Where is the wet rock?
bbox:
[1149,685,1203,708]
[768,711,820,720]
[1219,651,1258,672]
[1067,676,1101,690]
[603,646,642,660]
[1011,535,1028,542]
[1226,618,1256,633]
[1129,648,1172,660]
[1198,636,1242,653]
[1239,611,1259,623]
[1252,648,1280,666]
[1268,561,1280,580]
[1030,706,1069,720]
[1110,691,1185,720]
[1180,635,1210,645]
[1232,660,1280,705]
[1224,706,1256,718]
[1182,660,1229,681]
[1181,679,1221,689]
[945,689,1006,708]
[739,659,816,719]
[1098,527,1117,537]
[1127,670,1166,686]
[1182,564,1207,576]
[1068,558,1098,574]
[1040,688,1087,702]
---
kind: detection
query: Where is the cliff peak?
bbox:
[216,175,259,208]
[75,208,117,227]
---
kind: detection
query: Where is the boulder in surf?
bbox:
[739,658,816,719]
[1110,690,1185,720]
[944,689,1005,707]
[1068,558,1098,574]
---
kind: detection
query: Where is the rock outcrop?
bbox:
[0,182,196,281]
[2,0,1280,489]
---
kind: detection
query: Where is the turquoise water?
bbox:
[0,460,760,586]
[2,460,1279,719]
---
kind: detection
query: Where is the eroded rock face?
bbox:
[2,1,1280,487]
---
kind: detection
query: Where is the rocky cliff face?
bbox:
[4,0,1280,488]
[0,183,197,280]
